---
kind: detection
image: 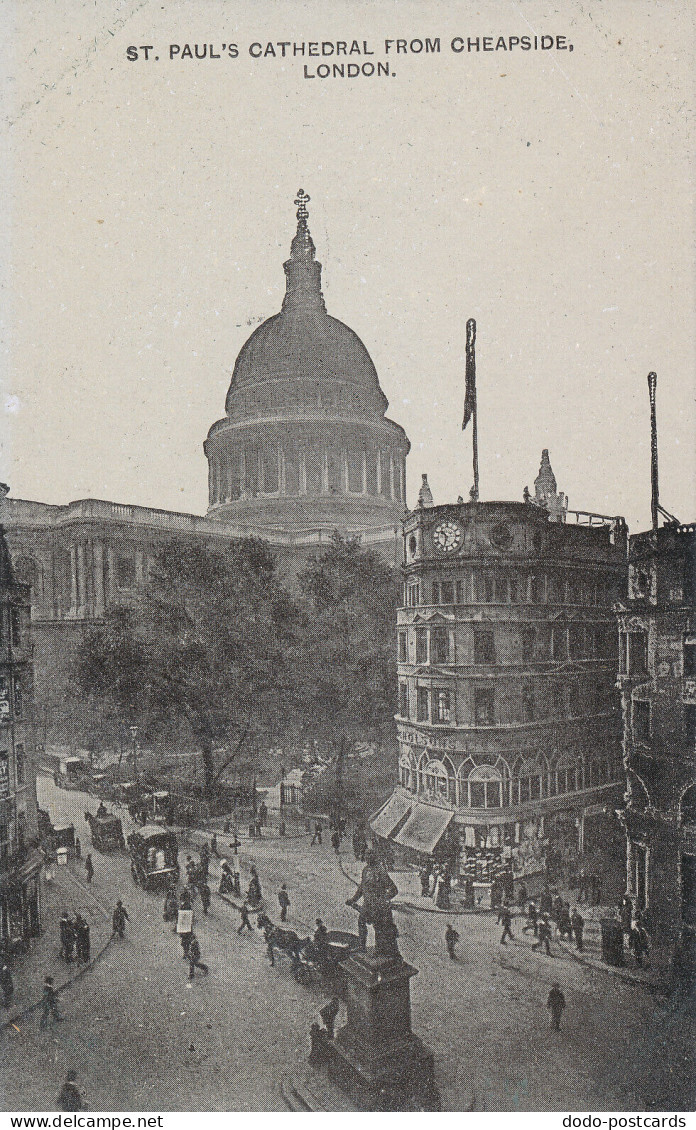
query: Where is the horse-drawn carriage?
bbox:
[257,913,360,986]
[128,825,179,889]
[84,809,125,853]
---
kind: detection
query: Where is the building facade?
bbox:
[0,493,42,952]
[3,193,409,723]
[372,455,628,896]
[616,521,696,976]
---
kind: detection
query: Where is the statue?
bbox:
[346,850,400,959]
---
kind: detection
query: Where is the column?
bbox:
[389,452,395,500]
[342,451,349,493]
[280,448,286,495]
[76,543,86,616]
[240,449,246,496]
[376,449,382,495]
[300,450,306,493]
[69,545,78,615]
[93,541,105,616]
[362,450,368,494]
[322,448,329,493]
[135,550,144,585]
[106,546,115,602]
[208,459,214,507]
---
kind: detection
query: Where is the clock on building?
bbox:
[433,520,463,553]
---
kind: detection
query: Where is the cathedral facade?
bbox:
[3,193,410,712]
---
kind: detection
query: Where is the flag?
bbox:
[462,318,477,430]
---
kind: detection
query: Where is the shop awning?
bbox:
[9,848,44,886]
[369,792,413,840]
[394,804,454,854]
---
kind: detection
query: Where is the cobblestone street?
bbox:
[1,780,693,1112]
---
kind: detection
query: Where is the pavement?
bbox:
[1,778,693,1112]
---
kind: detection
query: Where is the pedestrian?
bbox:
[258,801,268,827]
[179,887,193,911]
[199,882,211,916]
[84,854,93,884]
[0,963,14,1009]
[187,933,209,980]
[540,886,553,916]
[310,820,323,846]
[445,923,459,960]
[185,855,198,888]
[112,899,129,939]
[436,868,451,910]
[247,866,262,907]
[532,916,553,956]
[263,923,275,967]
[210,834,219,857]
[629,925,647,967]
[238,902,254,934]
[517,883,528,909]
[319,997,340,1039]
[39,975,62,1028]
[331,830,341,856]
[313,918,329,963]
[558,904,573,940]
[57,1070,85,1111]
[254,816,263,839]
[74,836,81,860]
[546,981,566,1030]
[570,908,584,952]
[419,865,431,898]
[231,856,241,897]
[59,912,74,962]
[74,915,90,963]
[278,883,290,923]
[522,901,539,935]
[499,904,514,945]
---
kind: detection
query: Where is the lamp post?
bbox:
[129,724,139,797]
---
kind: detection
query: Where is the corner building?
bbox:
[0,505,42,951]
[375,457,628,896]
[616,521,695,980]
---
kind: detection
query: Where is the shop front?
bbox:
[0,848,43,956]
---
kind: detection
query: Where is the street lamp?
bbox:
[129,724,139,795]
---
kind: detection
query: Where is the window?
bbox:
[116,555,136,589]
[13,676,22,718]
[494,574,509,603]
[398,633,408,662]
[569,625,584,659]
[474,629,496,665]
[431,627,450,665]
[10,608,21,647]
[521,628,535,664]
[399,683,409,718]
[441,581,455,604]
[469,780,485,807]
[456,579,468,604]
[530,573,544,603]
[432,581,441,604]
[417,687,429,722]
[416,629,428,664]
[522,684,536,722]
[568,682,580,717]
[552,626,568,661]
[628,632,648,678]
[633,701,651,743]
[475,574,494,602]
[408,535,417,558]
[566,577,579,604]
[406,582,420,607]
[434,689,452,724]
[474,687,494,726]
[15,744,25,786]
[262,446,279,493]
[684,640,696,677]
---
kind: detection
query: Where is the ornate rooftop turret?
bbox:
[282,189,326,313]
[533,449,567,522]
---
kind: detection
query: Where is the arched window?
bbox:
[422,758,454,803]
[680,784,696,827]
[513,756,544,804]
[467,764,504,809]
[399,751,417,791]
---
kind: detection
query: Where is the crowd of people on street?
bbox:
[58,911,92,964]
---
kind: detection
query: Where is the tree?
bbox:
[295,533,400,816]
[75,537,300,794]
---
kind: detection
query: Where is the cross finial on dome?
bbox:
[294,188,310,222]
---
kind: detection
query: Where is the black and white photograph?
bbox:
[0,0,694,1117]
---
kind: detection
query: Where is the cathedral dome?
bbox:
[204,190,409,534]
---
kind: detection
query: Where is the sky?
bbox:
[1,0,694,533]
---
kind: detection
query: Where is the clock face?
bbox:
[433,520,463,553]
[490,523,513,550]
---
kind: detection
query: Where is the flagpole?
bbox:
[464,318,479,502]
[472,389,479,503]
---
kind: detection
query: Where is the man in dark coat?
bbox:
[532,916,553,955]
[331,830,341,855]
[84,854,94,883]
[278,884,290,922]
[547,982,566,1030]
[57,1071,84,1110]
[237,902,254,934]
[499,905,514,945]
[199,882,211,916]
[571,908,584,952]
[522,901,539,936]
[445,923,459,960]
[112,900,129,939]
[39,975,62,1028]
[59,912,73,961]
[187,933,209,980]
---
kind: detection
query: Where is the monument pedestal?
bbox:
[310,949,440,1111]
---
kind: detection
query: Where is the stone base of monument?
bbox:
[309,949,440,1111]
